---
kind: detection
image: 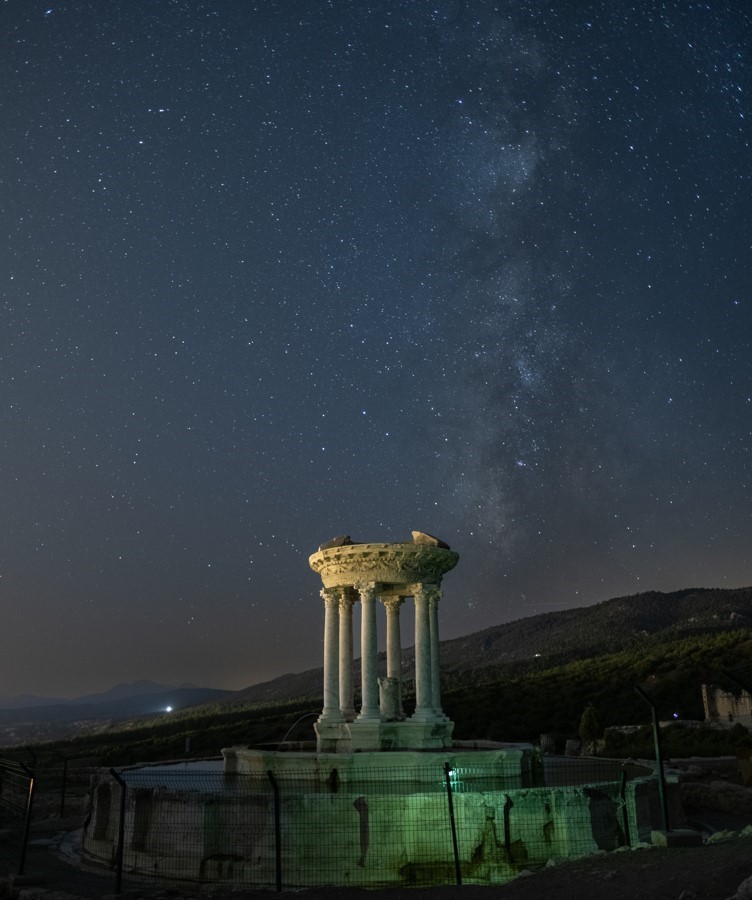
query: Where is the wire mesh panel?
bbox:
[445,764,624,883]
[273,765,455,888]
[543,755,652,787]
[0,758,34,875]
[72,755,674,892]
[31,759,102,819]
[114,768,277,891]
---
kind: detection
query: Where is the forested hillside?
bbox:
[6,587,752,764]
[7,627,752,766]
[443,628,752,742]
[12,627,752,766]
[435,585,752,672]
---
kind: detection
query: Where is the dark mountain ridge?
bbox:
[0,679,209,711]
[434,585,752,672]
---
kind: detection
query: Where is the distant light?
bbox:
[165,706,173,713]
[672,712,679,719]
[534,653,541,657]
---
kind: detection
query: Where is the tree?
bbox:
[579,704,601,755]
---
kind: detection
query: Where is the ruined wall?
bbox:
[81,774,675,888]
[702,684,752,726]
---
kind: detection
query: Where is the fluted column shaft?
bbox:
[319,588,342,722]
[412,584,434,721]
[338,592,356,720]
[383,596,404,679]
[428,587,444,715]
[355,582,381,721]
[382,596,405,720]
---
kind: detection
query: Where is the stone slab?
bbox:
[651,828,704,847]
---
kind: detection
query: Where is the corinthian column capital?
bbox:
[354,581,380,601]
[338,590,356,611]
[320,587,341,608]
[414,584,442,604]
[381,596,405,613]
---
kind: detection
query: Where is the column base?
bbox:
[315,721,353,753]
[315,718,454,752]
[410,708,447,725]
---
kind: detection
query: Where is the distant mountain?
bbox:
[221,585,752,707]
[0,694,63,711]
[221,669,324,709]
[68,679,202,707]
[0,679,199,711]
[0,683,236,746]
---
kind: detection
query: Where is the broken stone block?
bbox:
[318,535,353,550]
[650,828,703,847]
[411,531,450,548]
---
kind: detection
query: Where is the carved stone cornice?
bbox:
[310,542,459,590]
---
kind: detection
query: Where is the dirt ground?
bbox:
[256,838,752,900]
[13,828,752,900]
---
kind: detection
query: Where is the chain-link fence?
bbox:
[68,755,670,893]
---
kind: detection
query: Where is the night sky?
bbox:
[3,1,751,699]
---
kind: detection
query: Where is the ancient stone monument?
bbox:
[81,529,680,890]
[308,531,459,752]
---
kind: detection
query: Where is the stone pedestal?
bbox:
[315,718,455,753]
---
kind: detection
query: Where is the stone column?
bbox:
[427,586,445,717]
[411,584,435,721]
[382,596,405,720]
[355,581,380,721]
[338,590,356,720]
[319,588,342,722]
[383,596,404,679]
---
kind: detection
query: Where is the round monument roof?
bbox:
[309,540,459,590]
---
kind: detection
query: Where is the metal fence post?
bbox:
[110,769,127,894]
[633,686,670,833]
[618,768,631,847]
[59,756,69,819]
[267,771,282,892]
[17,763,35,876]
[443,763,462,886]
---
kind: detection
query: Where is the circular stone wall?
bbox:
[308,541,459,589]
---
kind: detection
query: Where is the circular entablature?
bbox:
[309,541,459,589]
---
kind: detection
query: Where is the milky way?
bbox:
[2,1,750,697]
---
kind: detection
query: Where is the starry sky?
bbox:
[2,0,751,699]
